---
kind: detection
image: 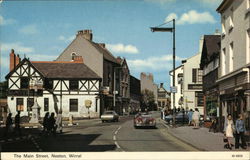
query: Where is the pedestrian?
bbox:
[4,113,13,138]
[187,109,193,126]
[14,111,21,136]
[42,112,50,135]
[235,114,247,149]
[55,110,63,134]
[48,112,56,135]
[224,114,235,150]
[192,108,200,129]
[209,118,218,133]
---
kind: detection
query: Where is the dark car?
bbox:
[165,112,189,124]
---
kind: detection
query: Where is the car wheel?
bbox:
[102,120,104,123]
[134,126,137,129]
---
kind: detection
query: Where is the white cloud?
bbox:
[19,24,39,35]
[1,42,34,53]
[58,35,75,43]
[127,54,184,71]
[165,10,216,25]
[106,43,139,54]
[165,13,178,22]
[0,15,16,26]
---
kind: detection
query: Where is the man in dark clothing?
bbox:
[4,113,13,138]
[42,112,50,135]
[14,111,21,136]
[48,112,56,135]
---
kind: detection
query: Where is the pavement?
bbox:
[160,119,250,151]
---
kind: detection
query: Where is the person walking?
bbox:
[14,111,21,136]
[224,114,235,150]
[55,110,63,134]
[235,114,247,149]
[4,113,13,138]
[42,112,50,135]
[48,112,56,136]
[187,109,193,126]
[192,108,200,129]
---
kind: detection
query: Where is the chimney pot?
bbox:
[9,49,16,71]
[76,29,93,41]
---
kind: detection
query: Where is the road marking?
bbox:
[113,126,124,151]
[114,141,121,149]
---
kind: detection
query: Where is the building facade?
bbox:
[200,35,221,121]
[169,65,184,109]
[140,72,158,104]
[157,83,170,110]
[182,53,204,113]
[129,75,141,113]
[56,30,123,114]
[217,0,250,131]
[6,50,101,118]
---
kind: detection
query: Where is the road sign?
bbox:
[170,86,177,93]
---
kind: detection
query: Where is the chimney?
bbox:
[76,29,93,41]
[214,29,220,35]
[9,49,16,71]
[98,43,105,48]
[160,83,164,88]
[72,55,84,63]
[15,54,21,67]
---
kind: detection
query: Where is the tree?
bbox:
[141,89,157,111]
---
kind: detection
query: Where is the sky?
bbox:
[0,0,223,90]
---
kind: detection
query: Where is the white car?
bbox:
[101,111,119,122]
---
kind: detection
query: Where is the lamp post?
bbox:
[151,19,176,126]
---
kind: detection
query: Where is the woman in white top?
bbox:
[55,110,63,134]
[192,108,200,129]
[224,114,235,150]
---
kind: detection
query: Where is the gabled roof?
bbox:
[90,41,119,64]
[6,58,101,80]
[32,62,101,79]
[200,35,221,68]
[216,0,234,14]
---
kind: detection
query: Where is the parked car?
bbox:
[101,111,119,122]
[134,112,156,128]
[165,112,189,124]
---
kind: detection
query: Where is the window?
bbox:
[229,42,234,72]
[247,31,250,63]
[222,48,226,76]
[192,69,202,83]
[95,99,98,112]
[71,52,77,60]
[196,92,204,107]
[69,80,78,90]
[70,99,78,112]
[20,77,29,89]
[44,98,49,111]
[27,98,34,111]
[44,79,53,89]
[16,98,24,111]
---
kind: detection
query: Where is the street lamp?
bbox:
[150,19,176,126]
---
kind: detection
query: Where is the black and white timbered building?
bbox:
[5,53,101,118]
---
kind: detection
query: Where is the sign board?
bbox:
[113,91,118,95]
[188,84,202,90]
[29,79,43,89]
[170,86,177,93]
[85,100,92,108]
[102,86,110,95]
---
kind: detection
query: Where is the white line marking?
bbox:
[113,135,116,141]
[114,141,120,149]
[114,130,118,135]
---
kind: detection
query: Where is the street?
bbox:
[1,112,198,152]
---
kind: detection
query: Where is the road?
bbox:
[1,111,198,152]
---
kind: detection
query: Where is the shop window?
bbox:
[44,98,49,111]
[27,98,34,111]
[16,98,24,111]
[70,99,78,112]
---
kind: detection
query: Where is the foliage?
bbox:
[141,89,157,111]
